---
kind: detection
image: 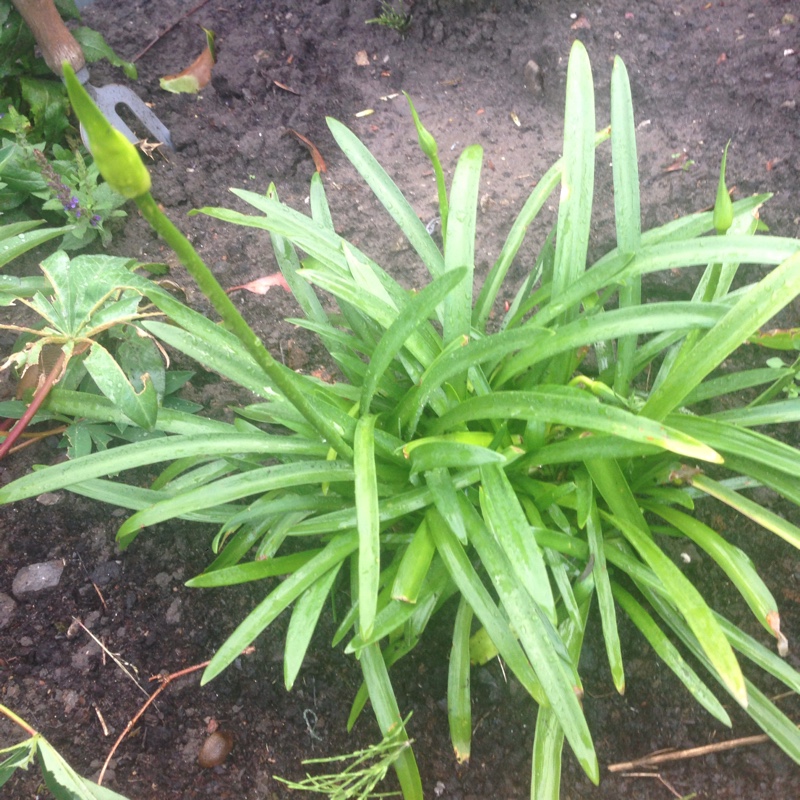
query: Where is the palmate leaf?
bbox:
[37,737,132,800]
[83,343,158,430]
[0,739,35,788]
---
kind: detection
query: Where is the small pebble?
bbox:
[0,592,17,629]
[198,731,234,768]
[12,560,65,598]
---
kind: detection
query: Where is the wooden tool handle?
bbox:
[12,0,85,76]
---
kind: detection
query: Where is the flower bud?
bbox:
[404,93,438,160]
[62,63,151,199]
[713,140,733,235]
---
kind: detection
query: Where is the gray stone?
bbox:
[165,598,182,625]
[0,592,16,629]
[154,572,172,589]
[90,561,121,586]
[523,59,544,96]
[71,640,101,671]
[12,560,65,598]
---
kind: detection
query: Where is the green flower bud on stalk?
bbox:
[713,139,733,234]
[62,63,151,199]
[404,92,437,160]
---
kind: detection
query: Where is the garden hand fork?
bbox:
[11,0,173,149]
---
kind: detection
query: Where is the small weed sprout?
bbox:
[366,2,412,35]
[276,718,412,799]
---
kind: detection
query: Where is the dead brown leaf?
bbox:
[226,273,291,295]
[160,28,216,93]
[284,128,327,173]
[273,80,300,95]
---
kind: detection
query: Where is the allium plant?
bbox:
[2,43,800,799]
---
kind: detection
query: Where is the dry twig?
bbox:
[98,647,255,785]
[608,732,772,772]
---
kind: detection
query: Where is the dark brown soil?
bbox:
[2,1,800,798]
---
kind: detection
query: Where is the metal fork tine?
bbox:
[86,83,174,150]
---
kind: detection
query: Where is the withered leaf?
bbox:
[226,273,291,296]
[160,28,216,94]
[284,128,327,173]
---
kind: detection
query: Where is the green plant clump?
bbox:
[3,42,800,799]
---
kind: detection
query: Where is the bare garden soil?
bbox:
[2,0,800,798]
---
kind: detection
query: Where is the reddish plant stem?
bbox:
[98,647,254,786]
[0,350,66,462]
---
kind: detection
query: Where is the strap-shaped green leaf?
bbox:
[644,586,800,766]
[551,40,595,321]
[442,145,482,348]
[359,643,423,800]
[429,387,721,463]
[0,432,322,503]
[202,532,359,684]
[116,461,355,545]
[427,507,546,705]
[355,414,380,638]
[649,503,782,642]
[284,564,342,690]
[586,502,625,694]
[328,116,444,279]
[690,473,800,550]
[361,268,464,412]
[588,458,746,706]
[626,529,746,699]
[448,597,473,764]
[392,519,436,604]
[642,249,800,420]
[480,463,556,620]
[610,55,642,396]
[457,501,599,783]
[612,582,731,725]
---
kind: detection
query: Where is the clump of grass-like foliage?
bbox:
[2,42,800,799]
